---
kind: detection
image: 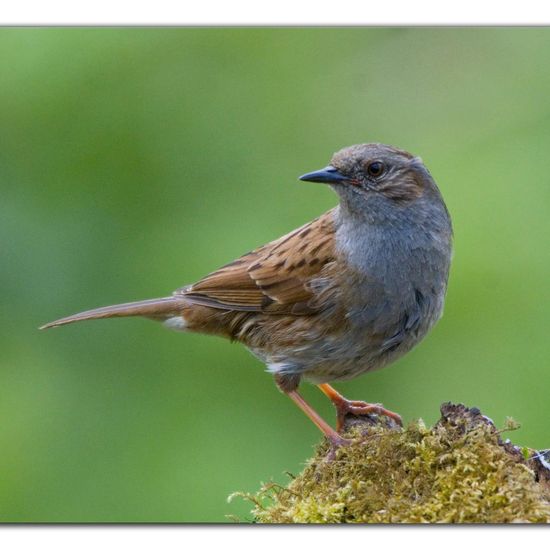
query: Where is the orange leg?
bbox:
[318,383,403,432]
[286,390,350,447]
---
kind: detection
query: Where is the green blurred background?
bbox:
[1,28,549,522]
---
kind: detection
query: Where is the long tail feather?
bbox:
[40,296,184,330]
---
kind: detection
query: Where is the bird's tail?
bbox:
[40,296,185,330]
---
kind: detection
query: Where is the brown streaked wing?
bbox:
[178,209,337,315]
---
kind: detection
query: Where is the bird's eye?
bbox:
[367,161,385,178]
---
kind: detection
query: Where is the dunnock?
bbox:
[42,144,453,446]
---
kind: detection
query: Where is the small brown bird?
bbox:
[42,144,453,446]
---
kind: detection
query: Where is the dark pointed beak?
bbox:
[299,165,349,184]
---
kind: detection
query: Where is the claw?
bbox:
[318,383,402,432]
[335,401,402,431]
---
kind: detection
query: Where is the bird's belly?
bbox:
[250,325,419,384]
[250,291,441,384]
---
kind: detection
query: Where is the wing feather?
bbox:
[179,209,337,315]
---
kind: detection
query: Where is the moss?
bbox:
[233,403,550,523]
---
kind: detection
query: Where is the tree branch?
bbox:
[233,403,550,523]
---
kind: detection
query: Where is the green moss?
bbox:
[234,404,550,523]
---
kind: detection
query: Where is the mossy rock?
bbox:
[234,403,550,523]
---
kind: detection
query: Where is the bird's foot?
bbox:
[317,383,402,432]
[334,399,403,432]
[326,431,353,447]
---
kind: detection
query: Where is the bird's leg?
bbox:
[274,374,349,446]
[317,383,403,432]
[286,390,350,447]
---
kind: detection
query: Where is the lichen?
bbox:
[233,403,550,523]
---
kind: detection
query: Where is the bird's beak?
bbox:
[299,165,349,184]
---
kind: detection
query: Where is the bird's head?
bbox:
[299,143,437,208]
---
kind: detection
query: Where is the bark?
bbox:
[233,403,550,523]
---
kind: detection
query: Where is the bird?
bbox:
[41,143,453,446]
